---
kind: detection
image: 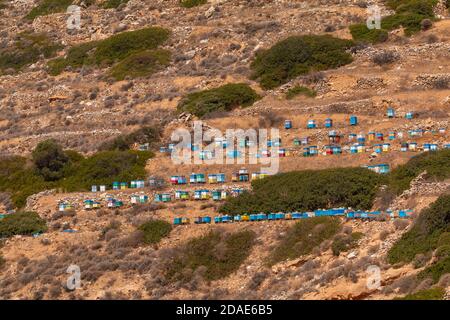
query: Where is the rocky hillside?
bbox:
[0,0,449,300]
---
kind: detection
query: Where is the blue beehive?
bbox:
[387,108,395,118]
[268,213,275,220]
[284,120,292,129]
[324,118,333,128]
[249,214,257,222]
[234,215,242,222]
[350,115,358,126]
[405,112,414,120]
[350,145,358,154]
[307,120,316,129]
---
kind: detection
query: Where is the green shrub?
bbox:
[177,83,260,118]
[0,0,9,10]
[268,217,341,265]
[103,0,129,9]
[250,35,354,89]
[388,194,450,264]
[26,0,73,20]
[220,168,383,215]
[331,232,363,256]
[99,126,161,151]
[0,31,61,73]
[418,256,450,283]
[138,220,172,245]
[180,0,207,8]
[47,27,170,75]
[388,149,450,195]
[61,150,153,191]
[0,254,5,269]
[349,24,389,44]
[382,0,437,36]
[0,156,55,208]
[109,49,170,80]
[0,148,153,208]
[32,139,69,181]
[286,86,316,99]
[396,287,445,300]
[165,230,255,282]
[0,211,47,238]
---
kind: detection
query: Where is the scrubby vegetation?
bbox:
[388,195,450,272]
[0,211,47,238]
[397,287,445,300]
[32,139,69,181]
[250,35,354,89]
[99,126,161,151]
[165,230,255,282]
[177,83,260,118]
[180,0,207,8]
[331,232,363,256]
[0,254,4,269]
[103,0,129,9]
[285,86,316,99]
[349,0,437,43]
[138,220,172,245]
[268,217,341,265]
[48,27,170,76]
[109,49,171,80]
[0,32,61,74]
[220,168,383,215]
[349,24,389,44]
[26,0,73,20]
[387,149,450,195]
[0,140,153,208]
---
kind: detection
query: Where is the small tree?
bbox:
[32,139,69,181]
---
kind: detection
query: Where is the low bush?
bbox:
[388,195,450,264]
[180,0,207,8]
[267,217,341,265]
[396,287,445,300]
[331,232,363,256]
[0,32,61,74]
[48,27,170,75]
[165,230,255,282]
[26,0,73,20]
[220,167,383,215]
[103,0,129,8]
[285,86,316,99]
[0,211,47,238]
[349,24,389,44]
[387,149,450,195]
[109,49,171,80]
[177,83,260,118]
[138,220,172,245]
[99,126,161,151]
[372,51,399,65]
[250,35,354,89]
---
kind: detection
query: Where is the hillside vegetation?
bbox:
[165,229,255,283]
[0,32,61,74]
[387,149,450,195]
[250,35,354,89]
[220,168,383,215]
[267,217,341,266]
[388,195,450,283]
[350,0,437,43]
[0,211,47,238]
[177,83,260,117]
[0,140,152,207]
[48,27,170,76]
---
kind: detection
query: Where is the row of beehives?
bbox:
[57,187,247,211]
[159,129,448,159]
[173,208,414,225]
